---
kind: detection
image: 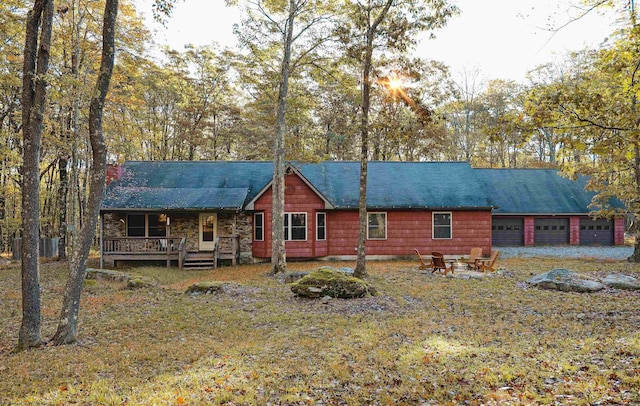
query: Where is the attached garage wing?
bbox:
[580,218,614,246]
[492,218,524,246]
[535,218,569,246]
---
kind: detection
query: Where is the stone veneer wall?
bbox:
[237,213,253,263]
[218,212,254,264]
[168,213,199,251]
[103,213,126,238]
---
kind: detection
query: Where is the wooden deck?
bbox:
[101,235,240,269]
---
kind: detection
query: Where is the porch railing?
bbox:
[102,236,187,268]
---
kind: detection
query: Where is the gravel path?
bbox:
[498,246,634,260]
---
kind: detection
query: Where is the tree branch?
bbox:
[559,103,634,131]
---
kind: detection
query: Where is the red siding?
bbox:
[251,173,492,258]
[252,173,327,258]
[524,216,535,246]
[570,217,580,246]
[614,217,625,245]
[327,210,492,257]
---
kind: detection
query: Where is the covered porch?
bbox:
[100,235,241,269]
[99,210,245,269]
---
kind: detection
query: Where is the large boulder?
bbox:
[290,267,375,299]
[527,269,604,293]
[603,274,640,290]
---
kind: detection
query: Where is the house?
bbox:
[99,161,625,269]
[475,168,625,247]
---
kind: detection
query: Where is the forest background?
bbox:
[1,0,638,259]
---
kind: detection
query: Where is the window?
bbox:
[127,214,166,237]
[316,212,326,241]
[127,214,146,237]
[433,212,451,239]
[148,214,167,236]
[254,213,264,241]
[285,213,307,241]
[367,212,387,239]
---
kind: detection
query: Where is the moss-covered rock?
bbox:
[126,275,158,289]
[85,268,131,282]
[290,267,375,299]
[185,281,225,294]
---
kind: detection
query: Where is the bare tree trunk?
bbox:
[354,0,393,279]
[271,0,296,276]
[628,3,640,262]
[354,44,371,278]
[57,157,68,258]
[51,0,117,345]
[18,0,54,351]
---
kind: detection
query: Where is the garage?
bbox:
[534,218,569,245]
[492,217,524,246]
[580,218,614,246]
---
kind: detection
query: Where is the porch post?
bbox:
[166,214,170,268]
[99,213,104,269]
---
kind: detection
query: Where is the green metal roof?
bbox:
[102,161,273,211]
[104,187,249,210]
[102,160,494,211]
[475,168,621,214]
[104,161,616,213]
[297,161,493,209]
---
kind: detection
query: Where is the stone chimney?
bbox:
[106,164,123,186]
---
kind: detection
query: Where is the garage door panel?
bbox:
[492,218,524,246]
[535,218,569,246]
[580,219,613,246]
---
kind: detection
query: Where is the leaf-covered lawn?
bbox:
[1,257,639,405]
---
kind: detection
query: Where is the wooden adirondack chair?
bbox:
[476,250,499,272]
[431,251,453,275]
[414,248,433,271]
[462,247,483,270]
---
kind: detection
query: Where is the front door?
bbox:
[199,213,217,251]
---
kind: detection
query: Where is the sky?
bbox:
[136,0,620,83]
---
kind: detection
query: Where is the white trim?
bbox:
[432,211,452,239]
[285,212,307,241]
[316,212,326,241]
[199,213,218,251]
[254,212,265,241]
[367,212,387,240]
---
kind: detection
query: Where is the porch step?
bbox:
[183,252,216,270]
